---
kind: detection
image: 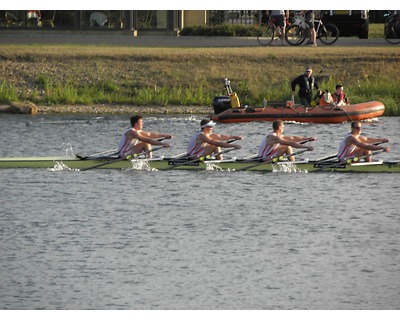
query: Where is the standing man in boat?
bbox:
[118,115,172,158]
[291,67,321,107]
[187,119,242,160]
[337,121,390,162]
[258,119,315,161]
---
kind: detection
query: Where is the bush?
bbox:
[180,24,262,37]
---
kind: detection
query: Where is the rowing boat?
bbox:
[1,156,399,173]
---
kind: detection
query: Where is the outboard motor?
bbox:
[212,96,231,114]
[212,78,241,114]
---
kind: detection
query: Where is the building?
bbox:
[1,10,378,38]
[0,10,260,35]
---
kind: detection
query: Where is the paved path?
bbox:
[0,31,397,47]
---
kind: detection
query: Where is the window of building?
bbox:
[136,10,167,29]
[80,10,124,29]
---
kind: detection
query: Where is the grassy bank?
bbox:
[1,45,399,115]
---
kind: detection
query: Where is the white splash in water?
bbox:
[272,163,308,173]
[47,161,79,172]
[205,163,224,171]
[65,143,75,156]
[128,159,157,171]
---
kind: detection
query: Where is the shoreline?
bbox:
[0,104,212,115]
[1,46,399,116]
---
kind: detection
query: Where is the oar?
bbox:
[237,139,311,166]
[76,149,118,160]
[170,152,187,159]
[160,147,238,171]
[80,145,166,171]
[132,145,165,158]
[76,137,168,160]
[313,141,386,163]
[242,153,258,160]
[79,154,133,171]
[314,152,338,162]
[314,149,387,172]
[236,149,309,172]
[349,150,386,163]
[163,138,240,164]
[208,147,237,160]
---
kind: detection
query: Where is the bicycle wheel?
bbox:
[318,23,339,45]
[384,23,400,44]
[257,25,278,46]
[285,25,306,46]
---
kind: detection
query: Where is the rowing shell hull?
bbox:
[0,156,400,173]
[211,101,385,124]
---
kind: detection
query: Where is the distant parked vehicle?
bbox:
[322,10,369,39]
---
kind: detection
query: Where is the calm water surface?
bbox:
[0,114,399,309]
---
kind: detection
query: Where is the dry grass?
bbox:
[1,45,400,114]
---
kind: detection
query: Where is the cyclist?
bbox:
[269,10,289,45]
[303,10,317,46]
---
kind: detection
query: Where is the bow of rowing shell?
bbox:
[0,156,400,173]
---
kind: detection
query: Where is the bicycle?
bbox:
[285,12,339,46]
[257,16,290,46]
[384,11,400,44]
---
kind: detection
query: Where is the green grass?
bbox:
[0,45,399,115]
[0,81,19,102]
[369,23,385,38]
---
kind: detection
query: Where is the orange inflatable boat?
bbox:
[210,98,385,124]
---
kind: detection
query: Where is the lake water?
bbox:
[0,114,399,310]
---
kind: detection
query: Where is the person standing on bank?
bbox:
[187,119,242,160]
[258,119,315,161]
[269,10,288,45]
[118,115,172,158]
[304,10,317,46]
[337,121,390,162]
[291,67,321,107]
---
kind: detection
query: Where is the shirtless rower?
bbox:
[118,115,172,158]
[187,119,242,160]
[258,119,315,161]
[337,121,390,162]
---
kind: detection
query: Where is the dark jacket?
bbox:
[291,74,319,98]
